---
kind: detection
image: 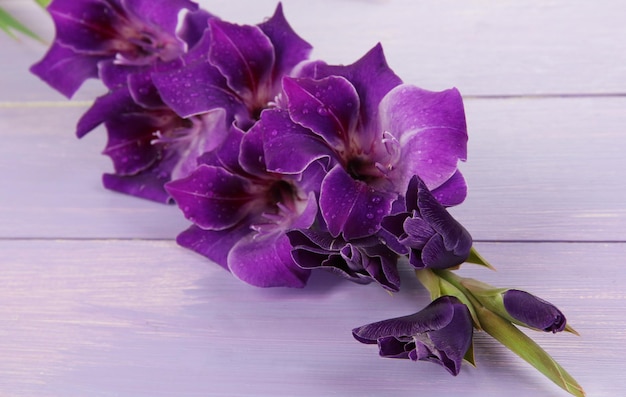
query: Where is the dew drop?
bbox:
[366,213,374,219]
[317,107,328,116]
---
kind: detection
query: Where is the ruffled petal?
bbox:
[49,0,119,53]
[76,87,143,137]
[176,223,251,271]
[381,85,467,194]
[102,113,159,174]
[320,165,395,239]
[29,42,103,98]
[102,162,173,203]
[152,60,247,120]
[255,108,334,174]
[208,19,274,100]
[429,170,467,207]
[123,0,198,35]
[283,76,360,150]
[165,165,256,230]
[257,3,312,86]
[228,231,310,288]
[313,43,402,136]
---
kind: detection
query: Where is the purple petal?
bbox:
[165,165,255,230]
[208,19,274,100]
[320,166,395,239]
[352,296,472,376]
[416,177,472,256]
[76,87,143,138]
[254,109,334,174]
[401,216,434,248]
[421,299,473,375]
[352,296,458,342]
[288,229,400,291]
[49,0,119,53]
[228,232,310,288]
[152,60,248,121]
[283,76,360,150]
[503,290,566,333]
[198,125,246,175]
[102,168,171,203]
[258,3,312,83]
[313,43,402,135]
[176,223,251,271]
[417,234,465,269]
[102,113,160,174]
[30,42,103,98]
[177,8,214,50]
[123,0,198,34]
[238,121,268,177]
[128,71,165,109]
[429,170,467,207]
[227,193,318,288]
[381,85,467,193]
[170,109,231,180]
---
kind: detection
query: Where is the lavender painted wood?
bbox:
[2,0,626,102]
[2,96,624,240]
[1,1,624,397]
[0,240,623,397]
[0,106,190,239]
[452,96,626,241]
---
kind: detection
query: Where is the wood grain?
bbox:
[1,1,624,397]
[0,240,623,397]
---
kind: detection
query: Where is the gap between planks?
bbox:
[1,93,626,109]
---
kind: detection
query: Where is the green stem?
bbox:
[432,269,585,397]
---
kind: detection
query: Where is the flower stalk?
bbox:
[416,266,585,397]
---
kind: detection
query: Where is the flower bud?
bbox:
[502,289,566,333]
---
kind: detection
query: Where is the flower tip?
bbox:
[565,324,580,336]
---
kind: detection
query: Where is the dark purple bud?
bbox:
[352,296,473,376]
[503,289,566,333]
[381,175,472,269]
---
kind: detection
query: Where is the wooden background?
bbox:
[1,1,625,396]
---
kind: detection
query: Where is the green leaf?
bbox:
[477,306,585,397]
[0,6,44,43]
[35,0,52,8]
[465,246,496,270]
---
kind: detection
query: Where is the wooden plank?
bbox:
[452,96,626,241]
[2,96,624,241]
[0,239,623,396]
[1,0,625,101]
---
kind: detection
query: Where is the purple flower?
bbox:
[165,124,324,288]
[152,3,312,130]
[503,289,567,333]
[30,0,201,98]
[260,44,467,240]
[75,70,230,202]
[352,296,473,376]
[287,228,400,291]
[381,175,472,269]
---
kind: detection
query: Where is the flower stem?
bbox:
[422,269,585,397]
